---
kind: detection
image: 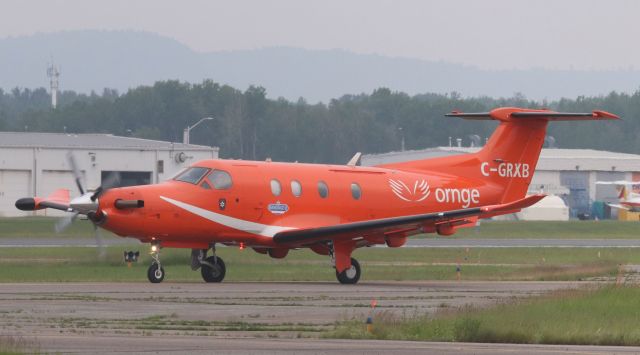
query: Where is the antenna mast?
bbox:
[47,60,60,109]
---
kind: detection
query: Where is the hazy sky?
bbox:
[2,0,638,70]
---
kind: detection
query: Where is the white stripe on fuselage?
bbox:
[160,196,296,238]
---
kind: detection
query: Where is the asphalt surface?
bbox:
[2,281,626,354]
[406,238,640,248]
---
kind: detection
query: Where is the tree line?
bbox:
[0,80,638,164]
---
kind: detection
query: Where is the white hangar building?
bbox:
[363,147,640,219]
[0,132,219,217]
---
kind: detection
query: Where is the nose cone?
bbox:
[69,193,99,215]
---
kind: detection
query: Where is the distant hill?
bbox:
[1,30,639,102]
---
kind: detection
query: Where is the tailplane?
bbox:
[378,107,619,203]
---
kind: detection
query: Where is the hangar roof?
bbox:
[0,132,218,151]
[362,147,640,172]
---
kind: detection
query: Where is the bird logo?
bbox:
[388,179,430,202]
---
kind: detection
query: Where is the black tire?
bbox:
[336,258,361,284]
[147,263,165,283]
[201,256,226,283]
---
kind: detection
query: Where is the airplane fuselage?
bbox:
[99,158,505,248]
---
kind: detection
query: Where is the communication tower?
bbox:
[47,61,60,109]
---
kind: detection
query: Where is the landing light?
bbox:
[151,245,158,252]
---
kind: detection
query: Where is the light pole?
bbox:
[398,126,405,152]
[183,117,215,144]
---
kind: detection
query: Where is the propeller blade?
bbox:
[54,211,79,233]
[66,152,85,195]
[91,172,121,201]
[94,224,107,260]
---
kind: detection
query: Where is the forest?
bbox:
[0,80,638,164]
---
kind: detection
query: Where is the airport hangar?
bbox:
[0,132,219,217]
[363,147,640,220]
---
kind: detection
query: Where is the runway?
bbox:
[3,237,640,248]
[406,238,640,248]
[1,281,636,354]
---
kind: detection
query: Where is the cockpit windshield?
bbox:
[174,167,210,184]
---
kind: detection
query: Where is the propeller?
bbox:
[54,211,79,233]
[55,152,121,257]
[67,152,85,195]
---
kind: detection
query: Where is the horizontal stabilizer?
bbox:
[596,181,640,186]
[15,188,71,212]
[446,107,619,122]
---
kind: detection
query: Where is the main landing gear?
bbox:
[336,258,361,284]
[192,247,226,283]
[146,244,227,284]
[330,242,361,285]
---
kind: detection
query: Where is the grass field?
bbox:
[0,245,631,282]
[0,336,32,355]
[0,217,638,240]
[327,285,640,346]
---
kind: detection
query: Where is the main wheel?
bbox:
[147,263,165,283]
[201,256,226,283]
[336,258,361,284]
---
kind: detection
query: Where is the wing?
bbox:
[596,181,640,186]
[605,203,631,210]
[273,194,545,247]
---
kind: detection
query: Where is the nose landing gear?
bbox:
[147,243,165,283]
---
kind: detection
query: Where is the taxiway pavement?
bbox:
[1,281,634,354]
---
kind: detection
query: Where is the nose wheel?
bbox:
[147,242,165,283]
[147,263,165,283]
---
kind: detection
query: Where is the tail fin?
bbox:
[379,107,619,203]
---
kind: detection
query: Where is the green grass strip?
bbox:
[327,286,640,346]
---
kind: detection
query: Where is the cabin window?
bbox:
[351,183,361,200]
[317,181,329,198]
[174,167,210,185]
[271,179,282,196]
[291,180,302,197]
[208,170,233,190]
[201,181,212,190]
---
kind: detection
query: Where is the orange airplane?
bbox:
[15,107,618,284]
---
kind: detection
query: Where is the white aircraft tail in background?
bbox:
[596,181,640,211]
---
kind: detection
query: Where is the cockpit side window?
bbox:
[208,170,233,190]
[174,167,210,185]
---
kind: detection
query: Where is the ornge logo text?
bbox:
[389,178,481,208]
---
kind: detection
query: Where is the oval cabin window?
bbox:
[317,181,329,198]
[291,180,302,197]
[271,179,282,196]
